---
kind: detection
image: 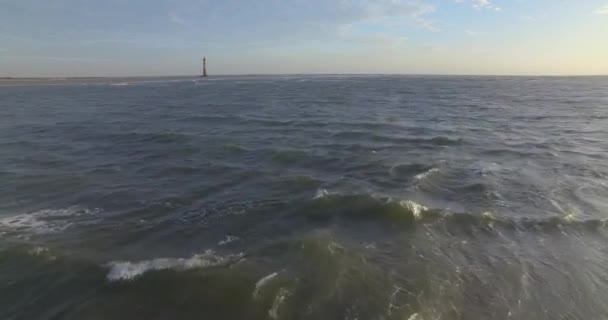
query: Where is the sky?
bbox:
[1,0,607,77]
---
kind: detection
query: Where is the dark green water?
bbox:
[1,75,608,319]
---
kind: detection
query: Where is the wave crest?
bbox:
[303,192,607,232]
[0,207,100,236]
[306,192,433,224]
[414,168,440,182]
[106,250,244,282]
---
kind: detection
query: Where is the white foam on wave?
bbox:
[414,168,440,182]
[0,207,100,236]
[314,189,332,199]
[218,235,241,246]
[0,213,47,232]
[407,313,422,320]
[481,211,496,220]
[399,200,428,220]
[253,271,280,298]
[561,213,576,223]
[106,250,243,282]
[478,162,502,176]
[26,246,58,261]
[550,199,582,223]
[28,246,50,255]
[269,288,290,320]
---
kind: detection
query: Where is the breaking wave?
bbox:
[0,207,100,237]
[106,250,244,282]
[304,192,608,232]
[253,271,280,298]
[218,235,241,246]
[414,167,440,182]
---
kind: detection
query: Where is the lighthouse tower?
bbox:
[202,57,208,77]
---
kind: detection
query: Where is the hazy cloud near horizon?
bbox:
[1,0,607,76]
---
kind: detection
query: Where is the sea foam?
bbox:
[0,207,100,235]
[414,168,440,182]
[314,189,332,199]
[399,200,429,220]
[253,271,280,298]
[218,235,241,246]
[106,250,243,282]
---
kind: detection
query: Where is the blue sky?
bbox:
[1,0,607,76]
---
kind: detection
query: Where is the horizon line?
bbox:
[2,73,608,79]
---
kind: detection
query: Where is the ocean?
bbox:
[1,75,607,319]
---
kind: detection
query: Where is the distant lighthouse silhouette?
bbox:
[202,57,208,77]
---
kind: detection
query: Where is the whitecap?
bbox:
[268,288,290,320]
[561,213,576,223]
[253,271,279,298]
[407,313,422,320]
[364,243,377,250]
[399,200,428,220]
[481,211,496,220]
[414,168,439,182]
[0,207,100,235]
[479,162,501,176]
[218,235,241,246]
[106,250,243,282]
[0,214,47,232]
[550,199,582,223]
[313,189,332,199]
[28,246,50,255]
[26,246,57,261]
[549,199,566,214]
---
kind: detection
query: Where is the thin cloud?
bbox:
[81,36,214,49]
[595,5,608,15]
[168,11,189,27]
[3,1,437,49]
[0,33,39,42]
[340,29,409,47]
[3,55,107,62]
[465,30,485,36]
[168,0,437,41]
[455,0,501,11]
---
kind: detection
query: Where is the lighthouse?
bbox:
[202,57,208,77]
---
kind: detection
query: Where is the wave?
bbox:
[271,149,310,164]
[389,163,436,179]
[268,287,291,319]
[306,191,434,225]
[304,192,608,232]
[106,250,244,282]
[331,131,463,146]
[0,207,100,236]
[253,271,280,298]
[401,200,428,221]
[27,246,51,256]
[218,235,241,246]
[414,168,440,183]
[3,214,605,319]
[104,131,192,145]
[313,189,334,199]
[0,245,59,263]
